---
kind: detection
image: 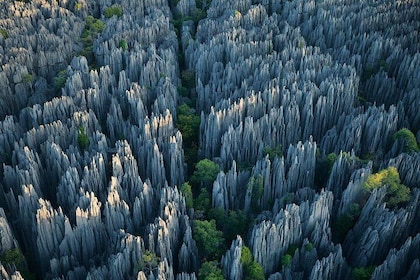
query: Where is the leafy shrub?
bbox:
[74,1,83,10]
[177,104,200,147]
[177,86,189,97]
[1,248,25,270]
[363,167,410,208]
[104,6,122,18]
[286,244,298,256]
[137,250,159,273]
[190,159,220,188]
[0,248,35,279]
[314,152,338,188]
[77,127,89,150]
[263,144,282,161]
[54,69,68,90]
[304,242,314,252]
[240,246,253,266]
[84,16,105,33]
[247,175,264,212]
[0,29,8,39]
[180,182,193,209]
[333,203,361,243]
[393,128,419,153]
[208,208,249,244]
[194,220,224,260]
[80,16,104,65]
[353,265,376,280]
[22,73,33,84]
[181,70,196,89]
[198,261,224,280]
[194,188,211,213]
[241,246,265,280]
[281,254,292,267]
[244,262,265,280]
[119,39,127,50]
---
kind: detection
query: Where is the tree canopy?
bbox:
[180,182,194,209]
[193,219,224,260]
[240,246,265,280]
[393,128,419,153]
[198,261,224,280]
[363,167,410,208]
[190,159,220,188]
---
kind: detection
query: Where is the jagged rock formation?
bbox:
[0,0,419,279]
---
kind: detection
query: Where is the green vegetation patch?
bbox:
[263,144,282,161]
[119,39,128,51]
[281,254,292,267]
[0,248,35,279]
[137,250,159,274]
[363,166,410,208]
[54,69,68,90]
[198,261,224,280]
[208,208,249,244]
[180,182,194,209]
[0,29,8,39]
[247,175,264,212]
[77,127,89,150]
[194,219,224,260]
[190,159,220,188]
[353,265,376,280]
[333,203,361,243]
[314,152,338,189]
[80,16,105,65]
[104,5,122,18]
[241,246,265,280]
[22,73,33,84]
[393,128,419,153]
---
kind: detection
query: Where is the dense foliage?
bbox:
[363,167,411,208]
[193,220,224,260]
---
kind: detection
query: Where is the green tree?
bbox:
[281,254,292,267]
[333,203,361,243]
[208,208,249,244]
[137,250,160,274]
[224,210,248,242]
[180,182,193,209]
[194,188,211,213]
[241,246,265,280]
[0,29,8,39]
[363,167,410,208]
[22,73,33,84]
[119,39,128,51]
[54,69,68,90]
[181,70,196,89]
[245,262,265,280]
[0,248,35,279]
[198,261,224,280]
[240,246,253,266]
[263,144,282,161]
[177,104,200,146]
[393,128,419,153]
[193,220,224,260]
[304,242,314,252]
[77,127,89,150]
[80,16,104,65]
[314,152,338,189]
[247,175,264,212]
[353,265,376,280]
[190,159,220,188]
[104,5,122,18]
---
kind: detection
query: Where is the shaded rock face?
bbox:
[0,0,419,279]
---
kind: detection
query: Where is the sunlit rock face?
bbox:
[0,0,419,279]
